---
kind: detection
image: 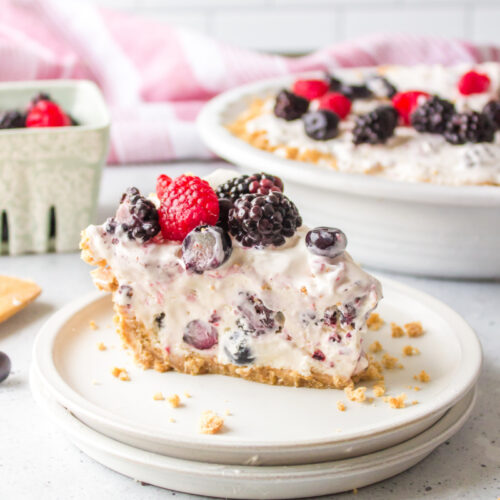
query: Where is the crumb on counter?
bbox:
[353,487,358,494]
[224,409,231,416]
[169,417,175,423]
[384,393,407,409]
[337,401,346,412]
[369,340,383,353]
[405,321,424,337]
[89,320,98,330]
[402,345,420,356]
[167,394,180,408]
[344,385,367,403]
[184,392,192,398]
[414,386,421,391]
[153,392,165,401]
[382,353,401,370]
[97,342,106,351]
[373,383,386,397]
[198,410,224,434]
[412,400,419,405]
[111,367,130,381]
[391,322,405,338]
[367,313,384,331]
[414,370,431,383]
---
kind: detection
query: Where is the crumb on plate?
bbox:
[198,410,224,434]
[382,353,401,369]
[344,385,367,403]
[169,417,175,423]
[373,383,386,397]
[111,367,129,381]
[384,393,407,409]
[391,322,405,338]
[405,321,424,337]
[367,313,384,331]
[89,320,98,330]
[369,340,383,353]
[97,342,106,351]
[414,370,430,383]
[184,392,192,398]
[402,345,420,356]
[337,401,346,412]
[225,409,231,416]
[167,394,180,408]
[153,392,165,401]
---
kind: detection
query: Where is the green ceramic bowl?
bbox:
[0,80,110,255]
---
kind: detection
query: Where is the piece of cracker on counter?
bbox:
[0,276,41,323]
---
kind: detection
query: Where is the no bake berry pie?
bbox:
[228,63,500,186]
[81,170,382,389]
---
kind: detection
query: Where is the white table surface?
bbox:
[1,162,499,500]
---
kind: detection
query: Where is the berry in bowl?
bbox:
[0,80,110,255]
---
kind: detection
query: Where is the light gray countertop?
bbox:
[1,162,499,500]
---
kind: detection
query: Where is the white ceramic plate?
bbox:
[31,372,477,500]
[197,74,500,278]
[32,277,481,465]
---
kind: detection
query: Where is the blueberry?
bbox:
[305,227,347,258]
[224,330,255,365]
[366,75,397,99]
[182,225,232,274]
[340,83,373,100]
[183,320,218,350]
[154,312,165,329]
[216,198,233,231]
[0,351,11,383]
[303,110,339,141]
[237,292,278,335]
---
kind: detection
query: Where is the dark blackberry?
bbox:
[216,173,284,201]
[120,187,160,242]
[0,351,11,383]
[366,75,397,99]
[443,112,496,145]
[352,106,398,145]
[0,110,26,129]
[327,74,343,92]
[274,89,309,121]
[410,96,455,134]
[483,100,500,129]
[340,83,373,100]
[303,110,339,141]
[228,192,302,248]
[216,198,233,231]
[30,92,51,107]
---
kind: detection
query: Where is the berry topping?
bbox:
[312,350,326,362]
[305,227,347,258]
[216,173,284,201]
[183,320,218,350]
[274,90,309,121]
[443,111,496,145]
[216,198,233,231]
[317,92,352,119]
[352,106,398,145]
[224,330,255,365]
[366,75,397,99]
[119,187,161,242]
[29,92,52,109]
[182,225,232,274]
[25,99,71,127]
[0,110,26,129]
[303,110,340,141]
[483,100,500,130]
[228,192,302,248]
[292,79,329,100]
[156,174,172,199]
[0,351,11,383]
[339,83,373,100]
[237,292,279,335]
[410,96,455,134]
[457,70,491,96]
[158,175,219,241]
[392,90,430,125]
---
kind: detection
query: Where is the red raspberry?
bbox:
[158,175,219,241]
[392,91,430,125]
[25,100,71,127]
[156,174,172,200]
[292,79,329,100]
[457,70,491,96]
[317,92,352,119]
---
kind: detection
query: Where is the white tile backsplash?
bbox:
[86,0,500,53]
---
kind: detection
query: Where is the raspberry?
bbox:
[26,100,71,128]
[158,175,219,241]
[156,174,172,199]
[392,91,430,125]
[317,92,351,119]
[292,79,329,100]
[457,70,491,96]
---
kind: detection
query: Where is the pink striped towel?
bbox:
[2,0,500,164]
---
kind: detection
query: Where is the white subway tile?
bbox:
[471,6,500,44]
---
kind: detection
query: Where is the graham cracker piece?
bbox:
[0,275,41,323]
[198,410,224,434]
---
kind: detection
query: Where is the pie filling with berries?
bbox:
[228,63,500,186]
[80,170,382,389]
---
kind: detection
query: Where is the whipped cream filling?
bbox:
[86,171,382,381]
[244,63,500,186]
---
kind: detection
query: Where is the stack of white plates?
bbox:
[31,277,481,499]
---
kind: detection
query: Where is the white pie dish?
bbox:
[31,276,481,466]
[197,73,500,279]
[30,370,477,500]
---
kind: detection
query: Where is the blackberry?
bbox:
[216,173,284,201]
[274,89,309,121]
[30,92,51,107]
[0,351,11,383]
[340,83,373,100]
[483,100,500,129]
[327,74,343,92]
[366,75,397,99]
[303,110,339,141]
[410,96,455,134]
[0,110,26,129]
[120,187,160,242]
[228,192,302,248]
[443,112,496,145]
[352,106,398,145]
[216,198,233,231]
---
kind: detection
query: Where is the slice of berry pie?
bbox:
[81,170,382,389]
